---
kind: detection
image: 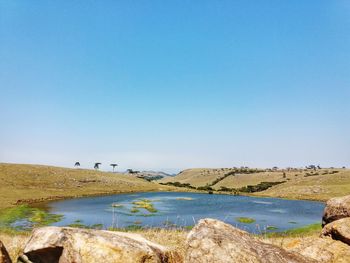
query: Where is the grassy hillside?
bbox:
[159,167,350,201]
[255,169,350,201]
[159,168,236,187]
[0,163,173,209]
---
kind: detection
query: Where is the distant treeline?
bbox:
[160,180,285,193]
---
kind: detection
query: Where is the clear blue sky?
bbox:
[1,1,349,172]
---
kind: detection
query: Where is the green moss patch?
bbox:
[0,205,63,232]
[266,226,278,230]
[235,217,256,224]
[266,223,321,237]
[131,199,158,213]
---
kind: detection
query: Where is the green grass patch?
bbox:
[235,217,256,224]
[266,226,278,230]
[130,208,140,213]
[125,224,143,231]
[132,199,158,213]
[0,205,63,232]
[265,223,321,237]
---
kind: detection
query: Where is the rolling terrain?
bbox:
[159,167,350,201]
[0,163,173,209]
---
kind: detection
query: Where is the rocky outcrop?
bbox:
[322,195,350,226]
[280,236,350,263]
[322,217,350,245]
[0,241,11,263]
[20,226,179,263]
[184,218,315,263]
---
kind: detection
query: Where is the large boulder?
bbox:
[184,218,315,263]
[323,195,350,226]
[0,241,11,263]
[322,217,350,245]
[20,226,179,263]
[276,236,350,263]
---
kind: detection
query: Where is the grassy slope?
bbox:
[159,168,233,187]
[0,163,173,209]
[255,169,350,201]
[214,171,291,189]
[159,168,350,201]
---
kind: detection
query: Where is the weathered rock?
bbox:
[0,241,11,263]
[184,218,315,263]
[21,226,179,263]
[322,217,350,245]
[277,236,350,263]
[323,195,350,226]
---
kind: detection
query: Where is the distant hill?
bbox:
[126,170,173,181]
[159,167,350,201]
[0,163,173,209]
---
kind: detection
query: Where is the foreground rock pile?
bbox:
[185,218,314,263]
[17,227,180,263]
[1,195,350,262]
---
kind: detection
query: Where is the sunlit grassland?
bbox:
[0,163,176,209]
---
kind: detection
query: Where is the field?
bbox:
[0,163,174,209]
[159,167,350,201]
[1,163,349,261]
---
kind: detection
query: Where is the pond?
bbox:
[41,192,325,233]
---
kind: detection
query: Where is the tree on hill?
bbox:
[94,163,101,170]
[110,163,118,173]
[74,162,80,168]
[127,169,139,174]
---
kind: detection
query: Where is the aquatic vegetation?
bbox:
[125,225,143,231]
[130,208,140,213]
[266,226,278,230]
[0,205,63,231]
[288,221,298,224]
[132,199,158,213]
[111,203,123,208]
[235,217,256,224]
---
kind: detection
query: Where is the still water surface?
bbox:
[45,192,325,233]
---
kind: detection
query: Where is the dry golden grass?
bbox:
[213,171,295,189]
[159,167,350,201]
[135,228,187,259]
[159,168,233,187]
[255,169,350,201]
[0,232,29,261]
[0,163,175,209]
